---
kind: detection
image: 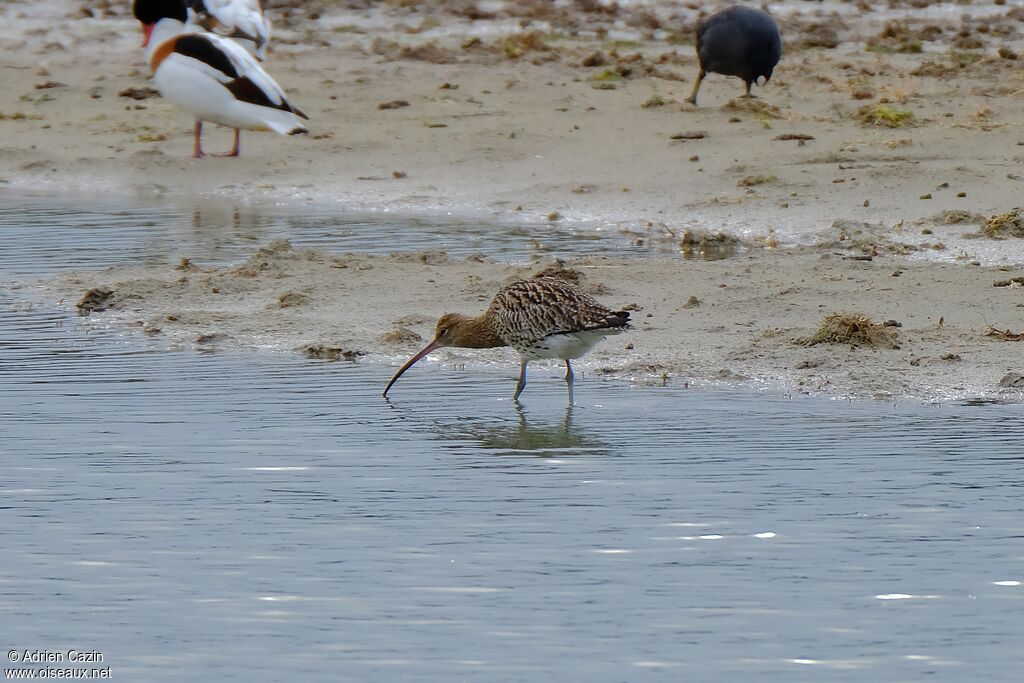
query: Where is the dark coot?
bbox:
[685,6,783,105]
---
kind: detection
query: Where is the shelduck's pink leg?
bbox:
[192,120,205,158]
[214,129,241,157]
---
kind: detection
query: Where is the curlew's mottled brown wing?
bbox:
[487,277,630,350]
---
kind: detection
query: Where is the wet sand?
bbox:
[50,238,1024,402]
[3,0,1024,400]
[2,1,1022,229]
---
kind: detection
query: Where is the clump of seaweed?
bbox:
[590,68,620,89]
[738,174,776,187]
[503,31,554,60]
[299,344,365,361]
[0,111,43,120]
[949,49,983,69]
[370,38,459,64]
[77,287,114,314]
[911,60,958,78]
[642,94,670,108]
[590,68,621,82]
[858,105,913,127]
[723,98,783,119]
[866,21,923,54]
[798,21,841,49]
[984,326,1024,342]
[679,230,739,260]
[980,208,1024,239]
[933,210,984,225]
[799,313,899,349]
[532,262,584,284]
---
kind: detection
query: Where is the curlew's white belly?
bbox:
[519,329,622,360]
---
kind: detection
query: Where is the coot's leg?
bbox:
[685,69,706,105]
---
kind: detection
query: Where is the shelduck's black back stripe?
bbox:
[225,78,309,119]
[166,33,307,119]
[174,34,238,79]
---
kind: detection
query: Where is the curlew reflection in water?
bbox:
[436,402,611,457]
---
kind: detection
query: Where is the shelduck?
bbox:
[187,0,271,61]
[132,0,307,158]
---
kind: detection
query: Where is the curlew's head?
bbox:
[382,312,504,398]
[434,313,489,349]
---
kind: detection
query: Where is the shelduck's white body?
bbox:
[133,0,306,157]
[146,21,302,135]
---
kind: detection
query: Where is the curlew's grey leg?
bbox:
[192,120,205,158]
[685,69,705,105]
[513,356,528,401]
[564,359,575,405]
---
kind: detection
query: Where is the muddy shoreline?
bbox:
[36,237,1024,402]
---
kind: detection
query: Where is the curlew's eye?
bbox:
[438,328,449,338]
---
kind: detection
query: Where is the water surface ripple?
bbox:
[3,298,1024,681]
[0,194,650,277]
[2,196,1024,681]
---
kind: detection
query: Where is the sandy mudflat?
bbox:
[3,0,1024,400]
[50,238,1024,402]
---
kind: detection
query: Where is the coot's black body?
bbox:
[686,5,782,105]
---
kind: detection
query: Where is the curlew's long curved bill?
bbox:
[382,340,439,397]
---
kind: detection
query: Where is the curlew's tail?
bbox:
[608,310,631,329]
[586,310,631,333]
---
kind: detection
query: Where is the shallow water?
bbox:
[3,197,1024,681]
[0,193,663,277]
